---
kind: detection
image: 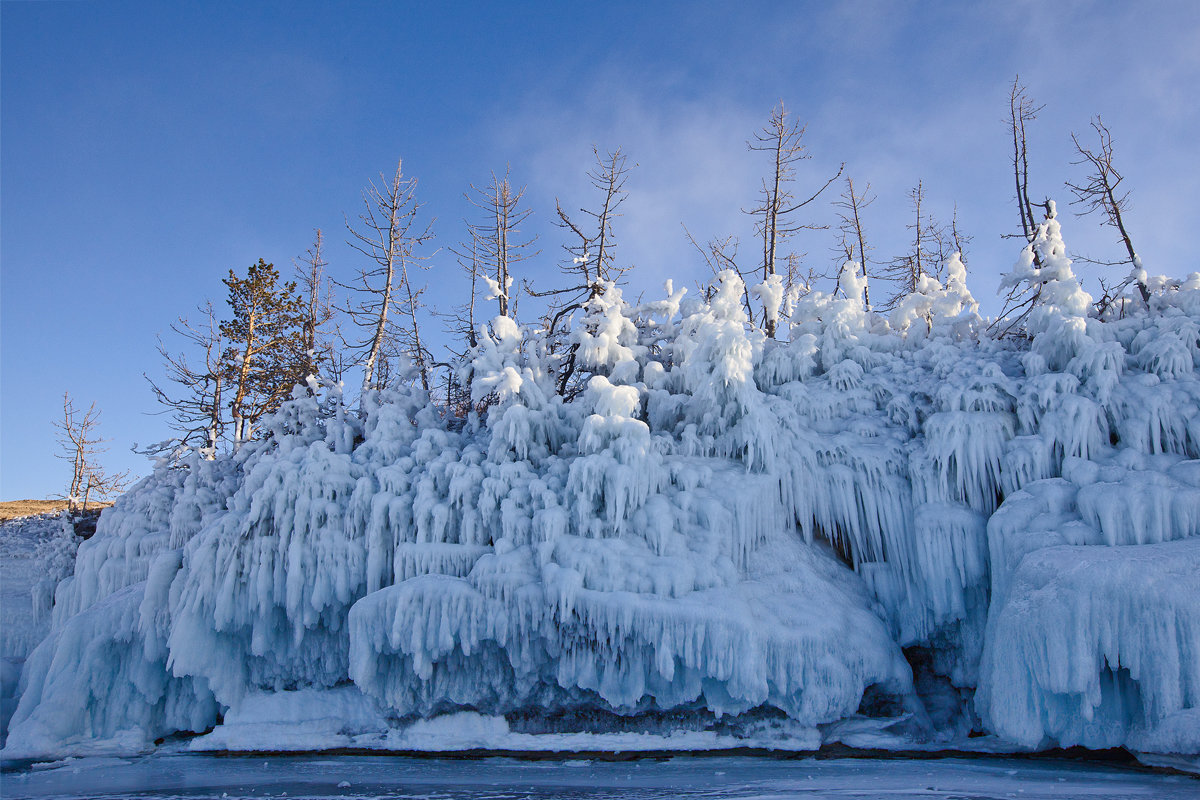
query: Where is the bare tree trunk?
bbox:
[1009,78,1044,262]
[360,259,393,395]
[1067,117,1149,303]
[295,228,337,384]
[462,168,536,324]
[360,169,402,395]
[207,374,223,458]
[496,184,509,317]
[849,178,868,309]
[912,180,924,286]
[466,239,479,347]
[834,176,876,311]
[342,159,433,400]
[231,312,256,448]
[401,253,430,392]
[747,102,842,337]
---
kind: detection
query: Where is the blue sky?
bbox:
[3,1,1198,500]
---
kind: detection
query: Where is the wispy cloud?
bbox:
[491,73,768,301]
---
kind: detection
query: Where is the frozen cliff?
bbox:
[5,211,1200,760]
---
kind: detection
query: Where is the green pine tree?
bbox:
[220,259,307,446]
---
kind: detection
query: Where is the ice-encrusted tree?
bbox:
[888,253,981,340]
[469,313,566,462]
[572,281,645,387]
[996,201,1093,368]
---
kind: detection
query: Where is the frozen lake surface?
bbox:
[2,754,1196,799]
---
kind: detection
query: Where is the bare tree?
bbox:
[990,79,1055,334]
[294,229,341,384]
[436,232,484,420]
[463,167,538,318]
[746,101,844,337]
[683,226,741,280]
[784,252,830,300]
[948,203,972,269]
[55,393,129,512]
[921,203,972,282]
[444,233,483,354]
[1066,116,1149,303]
[1008,77,1045,255]
[833,176,875,309]
[438,234,483,397]
[145,301,228,456]
[341,160,435,396]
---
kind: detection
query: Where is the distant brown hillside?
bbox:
[0,499,113,521]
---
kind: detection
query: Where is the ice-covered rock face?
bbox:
[7,231,1200,760]
[5,559,219,759]
[978,456,1200,753]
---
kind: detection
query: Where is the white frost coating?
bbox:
[889,255,981,341]
[987,456,1200,606]
[920,411,1013,513]
[9,236,1200,759]
[572,282,645,384]
[481,274,513,305]
[165,388,417,706]
[751,273,785,328]
[981,448,1200,753]
[1075,465,1200,546]
[836,261,868,313]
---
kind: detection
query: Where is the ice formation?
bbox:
[4,212,1200,760]
[1,513,80,744]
